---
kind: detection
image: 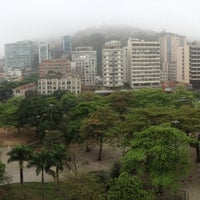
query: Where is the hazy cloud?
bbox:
[0,0,200,57]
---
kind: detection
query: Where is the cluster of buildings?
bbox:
[3,33,200,97]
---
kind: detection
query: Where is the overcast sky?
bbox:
[0,0,200,57]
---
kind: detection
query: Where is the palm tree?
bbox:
[50,144,70,190]
[28,149,54,200]
[7,145,33,185]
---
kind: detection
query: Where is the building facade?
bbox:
[39,42,49,63]
[176,45,190,83]
[13,83,36,98]
[71,47,97,86]
[38,74,81,95]
[189,44,200,89]
[5,41,38,71]
[39,59,71,78]
[102,41,124,88]
[62,35,71,55]
[159,34,186,81]
[127,38,160,89]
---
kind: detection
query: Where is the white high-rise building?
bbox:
[127,38,160,89]
[71,47,96,86]
[39,42,49,63]
[102,41,124,88]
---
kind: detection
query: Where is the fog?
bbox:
[0,0,200,57]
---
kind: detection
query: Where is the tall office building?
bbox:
[176,45,190,83]
[39,42,49,63]
[127,38,160,89]
[71,47,97,86]
[62,35,71,55]
[102,41,124,88]
[159,34,186,81]
[5,41,38,71]
[189,44,200,89]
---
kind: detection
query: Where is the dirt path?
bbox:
[0,129,122,183]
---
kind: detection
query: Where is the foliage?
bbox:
[171,86,196,107]
[48,144,71,189]
[80,106,119,160]
[7,145,33,185]
[107,172,155,200]
[106,91,135,118]
[134,88,171,108]
[122,126,191,192]
[59,173,105,200]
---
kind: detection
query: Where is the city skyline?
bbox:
[1,0,200,57]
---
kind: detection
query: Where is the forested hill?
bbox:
[71,25,180,74]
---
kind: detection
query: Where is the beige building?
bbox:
[176,45,190,83]
[39,59,71,78]
[102,41,124,88]
[127,38,160,89]
[13,83,36,98]
[189,44,200,89]
[38,74,81,95]
[159,34,186,81]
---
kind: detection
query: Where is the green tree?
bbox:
[122,126,191,193]
[80,106,119,161]
[49,144,71,190]
[134,88,171,108]
[28,149,54,200]
[106,91,135,119]
[7,145,33,185]
[107,172,155,200]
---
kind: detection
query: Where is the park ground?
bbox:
[0,128,200,200]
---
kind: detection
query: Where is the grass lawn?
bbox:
[0,182,65,200]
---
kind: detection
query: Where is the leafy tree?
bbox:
[134,88,171,108]
[59,173,105,200]
[107,172,155,200]
[122,126,191,193]
[112,107,172,148]
[80,106,119,161]
[17,95,49,129]
[7,145,33,185]
[171,86,196,107]
[106,91,135,119]
[49,144,71,190]
[66,101,103,146]
[28,149,54,200]
[0,161,9,184]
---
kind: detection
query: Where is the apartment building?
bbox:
[71,47,96,86]
[176,45,190,83]
[62,35,71,55]
[189,44,200,89]
[5,41,38,71]
[39,59,71,78]
[159,34,186,81]
[102,41,124,88]
[39,42,49,63]
[38,74,81,95]
[127,38,160,89]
